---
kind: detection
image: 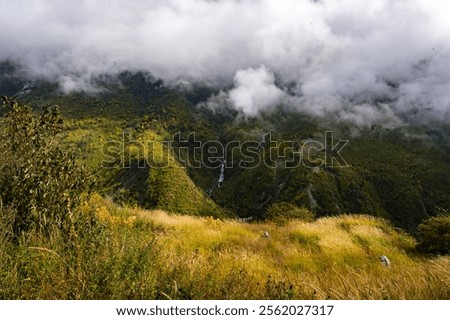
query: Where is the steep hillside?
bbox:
[60,117,221,217]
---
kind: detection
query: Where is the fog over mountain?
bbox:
[1,0,450,126]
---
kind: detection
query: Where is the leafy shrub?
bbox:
[417,212,450,255]
[263,202,315,225]
[0,98,94,237]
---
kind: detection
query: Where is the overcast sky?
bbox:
[1,0,450,126]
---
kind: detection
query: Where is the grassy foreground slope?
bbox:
[2,195,448,299]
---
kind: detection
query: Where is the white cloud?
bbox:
[1,0,450,125]
[228,66,287,116]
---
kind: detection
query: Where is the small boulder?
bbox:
[261,231,270,239]
[380,255,391,267]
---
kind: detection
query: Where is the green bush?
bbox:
[263,202,315,225]
[417,212,450,255]
[0,98,93,237]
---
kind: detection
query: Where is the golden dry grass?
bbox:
[95,197,449,299]
[1,195,448,300]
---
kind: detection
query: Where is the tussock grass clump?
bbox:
[0,196,158,299]
[289,231,321,253]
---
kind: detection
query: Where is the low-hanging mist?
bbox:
[1,0,450,126]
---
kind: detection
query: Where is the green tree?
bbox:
[0,97,93,237]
